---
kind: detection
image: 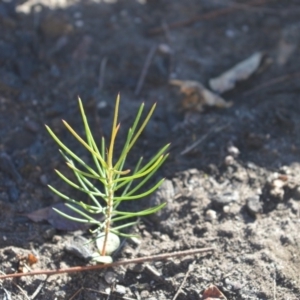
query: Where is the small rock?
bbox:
[223,205,230,213]
[64,236,93,261]
[97,100,109,111]
[115,285,126,295]
[157,43,172,55]
[140,290,150,298]
[96,232,120,255]
[227,145,240,157]
[246,196,262,216]
[104,271,117,284]
[269,179,285,200]
[224,155,235,166]
[129,236,141,246]
[39,174,48,186]
[205,209,217,221]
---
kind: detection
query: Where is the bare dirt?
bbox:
[0,0,300,299]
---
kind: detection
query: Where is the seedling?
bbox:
[46,94,169,263]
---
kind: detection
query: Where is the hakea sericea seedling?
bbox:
[46,94,169,263]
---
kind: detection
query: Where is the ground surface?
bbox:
[0,0,300,299]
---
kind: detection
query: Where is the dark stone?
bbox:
[64,236,93,261]
[246,196,262,216]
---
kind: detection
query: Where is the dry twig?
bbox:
[134,45,157,96]
[181,123,229,155]
[0,247,215,280]
[172,261,195,300]
[243,72,300,96]
[30,277,49,300]
[148,0,272,36]
[98,57,108,91]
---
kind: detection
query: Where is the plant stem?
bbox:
[101,168,114,256]
[0,247,215,279]
[101,97,120,256]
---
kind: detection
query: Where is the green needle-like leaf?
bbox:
[113,178,165,200]
[54,169,104,197]
[78,98,106,177]
[52,206,99,224]
[62,120,107,168]
[46,127,100,177]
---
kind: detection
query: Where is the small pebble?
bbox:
[65,236,93,261]
[224,155,234,166]
[39,174,48,186]
[157,43,172,55]
[205,209,217,221]
[104,271,117,284]
[246,196,262,216]
[223,205,230,213]
[115,284,126,295]
[129,236,141,246]
[227,145,240,157]
[140,290,150,298]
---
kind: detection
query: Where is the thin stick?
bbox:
[30,276,49,300]
[243,72,300,96]
[148,0,271,36]
[0,247,215,280]
[134,45,157,96]
[162,21,172,44]
[69,287,84,300]
[98,57,108,91]
[172,261,195,300]
[181,124,229,155]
